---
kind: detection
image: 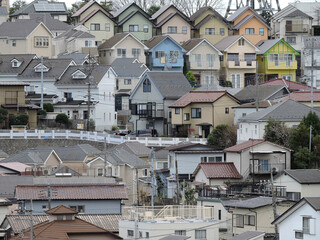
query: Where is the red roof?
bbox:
[170,91,238,108]
[194,162,242,179]
[0,162,30,174]
[285,91,320,102]
[46,205,78,215]
[260,78,312,91]
[225,139,291,152]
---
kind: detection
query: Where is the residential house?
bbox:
[234,85,289,104]
[130,71,192,136]
[0,162,30,176]
[259,78,313,91]
[272,197,320,240]
[284,90,320,108]
[16,184,128,214]
[225,139,291,186]
[9,205,122,240]
[54,65,117,131]
[0,7,8,25]
[0,82,39,129]
[215,35,259,88]
[227,6,270,45]
[256,38,299,82]
[227,197,294,237]
[10,0,68,22]
[274,169,320,201]
[182,38,222,86]
[98,33,148,65]
[0,199,12,227]
[144,35,186,71]
[0,20,54,58]
[237,99,320,142]
[154,148,169,170]
[228,231,265,240]
[114,142,152,163]
[190,6,230,45]
[112,2,153,42]
[302,36,320,88]
[170,91,240,138]
[151,5,192,44]
[25,93,58,107]
[58,53,91,66]
[119,205,218,240]
[111,58,149,128]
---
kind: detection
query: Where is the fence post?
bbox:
[66,130,69,139]
[107,134,111,143]
[87,131,90,140]
[159,137,162,147]
[9,130,13,139]
[145,137,148,146]
[121,136,125,143]
[94,132,97,141]
[80,131,83,140]
[24,130,27,139]
[38,130,41,139]
[52,130,55,139]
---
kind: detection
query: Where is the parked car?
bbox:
[114,129,130,136]
[128,129,158,137]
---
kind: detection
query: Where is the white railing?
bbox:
[0,129,207,146]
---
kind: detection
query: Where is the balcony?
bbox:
[227,60,256,69]
[152,57,184,68]
[267,60,297,70]
[250,163,285,174]
[137,109,164,118]
[285,24,309,33]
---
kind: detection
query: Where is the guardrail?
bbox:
[0,129,207,147]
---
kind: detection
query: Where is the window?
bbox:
[269,54,279,66]
[216,156,222,162]
[284,54,293,66]
[182,26,187,34]
[205,28,215,35]
[235,214,244,228]
[206,54,215,68]
[132,48,141,58]
[146,232,149,238]
[105,23,110,31]
[11,60,21,68]
[124,79,131,85]
[295,231,303,239]
[117,48,126,57]
[184,113,190,121]
[244,215,255,226]
[218,210,221,220]
[127,230,134,237]
[231,74,241,88]
[57,215,63,220]
[97,168,103,176]
[286,192,301,201]
[245,53,256,66]
[220,28,225,36]
[72,70,86,79]
[42,205,47,209]
[168,26,177,33]
[143,79,151,92]
[90,23,100,30]
[201,157,207,162]
[35,37,49,47]
[227,53,239,65]
[175,108,180,114]
[238,39,245,46]
[303,217,310,234]
[204,75,214,85]
[287,37,296,44]
[139,231,143,238]
[155,51,165,58]
[245,28,255,35]
[191,108,201,118]
[69,205,85,213]
[282,75,292,81]
[66,215,72,220]
[195,230,206,240]
[259,28,264,36]
[95,41,102,46]
[12,40,16,47]
[85,40,92,47]
[175,230,186,236]
[225,107,229,114]
[129,25,139,32]
[170,51,179,63]
[143,25,149,33]
[142,168,148,177]
[193,54,202,67]
[5,91,18,104]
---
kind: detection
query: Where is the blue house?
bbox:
[144,35,186,71]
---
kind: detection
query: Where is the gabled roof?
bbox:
[0,21,51,39]
[225,139,291,152]
[151,4,188,20]
[115,141,152,157]
[166,142,222,152]
[228,231,265,240]
[285,91,320,102]
[215,35,259,52]
[190,6,212,21]
[232,14,271,30]
[159,235,190,240]
[72,0,112,18]
[113,2,149,18]
[29,13,71,31]
[111,58,148,78]
[58,53,90,65]
[256,38,299,55]
[1,148,56,164]
[145,35,185,51]
[46,205,78,215]
[194,13,230,30]
[0,162,30,174]
[98,32,148,50]
[232,100,276,109]
[282,169,320,184]
[79,8,114,25]
[239,99,320,122]
[55,28,94,40]
[285,9,312,19]
[260,78,312,91]
[170,91,239,108]
[181,38,222,55]
[0,54,37,75]
[193,162,242,179]
[117,9,153,26]
[227,6,255,22]
[156,11,191,28]
[0,150,8,158]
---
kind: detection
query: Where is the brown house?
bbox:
[0,82,39,129]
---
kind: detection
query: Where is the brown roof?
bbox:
[170,91,238,108]
[181,38,203,52]
[232,100,277,108]
[285,91,320,102]
[15,184,128,200]
[224,139,291,152]
[260,78,313,91]
[0,162,30,173]
[45,205,78,215]
[194,162,242,179]
[72,0,112,18]
[144,35,167,49]
[98,33,129,50]
[0,81,29,86]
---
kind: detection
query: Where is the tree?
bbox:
[9,114,29,126]
[55,113,69,126]
[0,108,8,124]
[147,5,160,16]
[302,111,320,136]
[207,124,237,149]
[9,0,26,15]
[289,121,310,152]
[67,1,88,24]
[293,146,316,169]
[260,11,272,25]
[43,103,54,112]
[185,71,197,87]
[100,1,113,11]
[264,118,290,148]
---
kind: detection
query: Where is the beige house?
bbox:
[98,33,148,65]
[0,20,54,58]
[182,38,222,86]
[170,91,240,138]
[215,35,259,88]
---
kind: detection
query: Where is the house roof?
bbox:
[50,165,81,176]
[151,5,185,20]
[227,6,253,22]
[194,162,242,179]
[58,53,90,65]
[0,162,30,173]
[159,235,190,240]
[115,142,152,157]
[194,13,229,30]
[181,38,222,55]
[165,142,222,152]
[169,91,238,108]
[0,81,29,86]
[285,91,320,102]
[0,20,48,39]
[72,0,96,17]
[156,11,190,27]
[98,32,147,50]
[232,14,271,30]
[144,35,185,51]
[227,231,265,240]
[111,58,148,78]
[224,139,291,152]
[117,9,152,26]
[232,100,276,109]
[45,205,78,215]
[0,7,8,16]
[260,78,312,91]
[55,28,94,40]
[214,35,246,51]
[0,150,8,158]
[0,54,36,75]
[1,148,54,164]
[285,9,312,19]
[26,93,57,99]
[113,2,149,18]
[154,149,169,160]
[190,6,213,21]
[239,99,320,122]
[282,169,320,184]
[28,13,71,31]
[15,184,128,200]
[224,196,285,209]
[256,39,299,55]
[79,8,114,25]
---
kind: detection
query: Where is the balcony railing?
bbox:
[285,24,309,33]
[250,163,285,174]
[227,60,256,68]
[267,60,297,70]
[137,109,164,118]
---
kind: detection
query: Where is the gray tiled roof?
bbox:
[151,5,171,20]
[159,235,190,240]
[0,148,53,164]
[228,231,265,240]
[0,150,8,158]
[232,14,271,30]
[0,7,8,15]
[0,176,33,197]
[145,35,167,49]
[283,169,320,184]
[256,39,281,54]
[98,32,129,50]
[117,10,151,26]
[55,28,94,40]
[115,142,152,157]
[227,6,251,22]
[305,197,320,211]
[113,2,135,17]
[286,9,312,18]
[58,53,89,65]
[215,35,242,51]
[28,13,71,31]
[156,12,190,27]
[111,58,148,78]
[181,38,203,52]
[190,6,211,21]
[0,20,43,38]
[224,196,283,209]
[50,165,81,176]
[240,99,320,122]
[0,54,36,75]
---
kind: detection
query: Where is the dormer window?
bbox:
[34,63,49,72]
[143,79,151,92]
[72,70,87,79]
[11,59,22,68]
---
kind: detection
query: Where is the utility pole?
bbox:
[47,184,51,209]
[29,199,34,240]
[87,52,94,131]
[270,167,278,239]
[151,147,155,209]
[311,38,314,109]
[40,56,44,110]
[182,179,185,205]
[175,156,180,205]
[136,168,139,206]
[104,136,107,177]
[255,60,259,112]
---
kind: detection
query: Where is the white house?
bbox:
[273,197,320,240]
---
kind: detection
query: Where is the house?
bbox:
[112,2,153,42]
[0,0,9,13]
[0,162,31,176]
[154,148,169,169]
[144,35,186,71]
[227,6,270,45]
[0,199,12,228]
[256,38,299,82]
[9,205,122,240]
[302,36,320,88]
[151,5,192,44]
[284,91,320,108]
[215,35,259,88]
[237,99,320,142]
[58,53,91,66]
[0,82,39,129]
[10,0,68,22]
[228,231,265,240]
[98,33,148,65]
[0,6,8,25]
[190,6,230,45]
[0,20,54,58]
[170,91,240,138]
[225,139,291,184]
[234,85,289,104]
[182,38,222,86]
[259,78,313,91]
[54,65,117,131]
[114,142,152,162]
[272,197,320,240]
[130,71,192,136]
[274,169,320,201]
[119,205,218,240]
[16,184,128,214]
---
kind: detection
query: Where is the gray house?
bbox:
[130,71,192,136]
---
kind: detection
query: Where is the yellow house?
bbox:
[215,35,259,88]
[190,6,230,45]
[256,38,299,82]
[170,91,240,138]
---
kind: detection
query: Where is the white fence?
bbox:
[0,130,207,147]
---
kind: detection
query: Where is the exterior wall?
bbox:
[155,7,178,24]
[78,3,105,22]
[121,14,153,42]
[161,15,191,44]
[0,86,25,106]
[213,95,238,127]
[233,9,256,26]
[278,203,320,240]
[117,77,141,94]
[233,107,265,125]
[194,168,210,185]
[117,5,140,22]
[0,205,10,226]
[44,153,61,167]
[302,45,320,88]
[198,18,229,45]
[237,19,268,45]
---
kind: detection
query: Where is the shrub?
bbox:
[55,113,69,125]
[9,114,29,126]
[43,103,54,112]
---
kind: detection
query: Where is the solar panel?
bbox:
[34,2,66,12]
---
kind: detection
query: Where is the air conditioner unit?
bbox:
[43,169,49,176]
[61,97,66,102]
[272,167,279,173]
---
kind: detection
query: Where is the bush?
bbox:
[55,113,69,125]
[185,71,197,87]
[9,114,29,126]
[37,109,47,117]
[43,103,54,112]
[0,108,8,124]
[207,124,237,149]
[112,125,119,131]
